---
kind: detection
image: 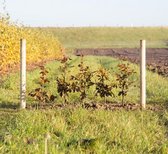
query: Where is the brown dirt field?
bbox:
[75,48,168,77]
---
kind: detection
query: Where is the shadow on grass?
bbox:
[0,101,19,110]
[163,101,168,110]
[147,100,168,108]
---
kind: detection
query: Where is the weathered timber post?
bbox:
[20,39,26,109]
[140,40,146,109]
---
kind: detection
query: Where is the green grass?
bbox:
[40,27,168,51]
[1,52,168,153]
[0,108,168,153]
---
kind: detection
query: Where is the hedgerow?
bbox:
[0,14,63,77]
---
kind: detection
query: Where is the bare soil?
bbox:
[75,48,168,77]
[25,102,162,111]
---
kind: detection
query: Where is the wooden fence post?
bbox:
[45,133,51,154]
[20,39,26,109]
[140,40,146,109]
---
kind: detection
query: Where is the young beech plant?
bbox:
[56,56,72,103]
[29,66,56,105]
[95,67,115,102]
[116,63,136,105]
[70,56,94,102]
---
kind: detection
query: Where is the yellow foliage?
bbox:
[0,15,63,75]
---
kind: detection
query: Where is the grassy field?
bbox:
[41,27,168,50]
[0,56,168,153]
[1,108,168,153]
[1,27,168,153]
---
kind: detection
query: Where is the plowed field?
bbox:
[75,48,168,77]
